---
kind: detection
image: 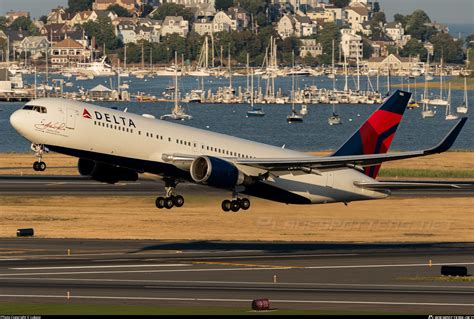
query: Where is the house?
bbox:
[384,22,404,41]
[95,10,119,22]
[341,28,363,59]
[4,30,28,55]
[299,39,323,58]
[367,53,422,73]
[50,38,90,67]
[212,11,237,33]
[306,7,335,24]
[40,23,71,43]
[344,5,370,33]
[47,6,71,24]
[92,0,140,13]
[276,14,295,39]
[227,6,249,30]
[17,36,50,56]
[193,17,214,36]
[161,16,189,37]
[370,40,394,58]
[69,11,98,26]
[135,26,160,43]
[5,11,29,25]
[276,14,316,39]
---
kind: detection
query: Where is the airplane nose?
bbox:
[10,110,22,131]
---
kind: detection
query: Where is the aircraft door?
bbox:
[66,109,76,129]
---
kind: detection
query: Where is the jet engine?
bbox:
[78,158,138,184]
[190,156,246,189]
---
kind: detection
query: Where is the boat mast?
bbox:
[251,67,254,109]
[174,51,178,113]
[124,44,127,70]
[356,44,360,92]
[292,51,295,112]
[332,39,335,92]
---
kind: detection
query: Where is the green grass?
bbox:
[378,168,474,178]
[0,303,398,315]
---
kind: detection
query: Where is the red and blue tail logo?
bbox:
[332,90,411,178]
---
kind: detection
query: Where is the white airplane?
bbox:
[10,90,467,212]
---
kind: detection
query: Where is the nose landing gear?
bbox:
[31,144,47,172]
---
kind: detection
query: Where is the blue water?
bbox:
[0,74,472,153]
[447,23,474,39]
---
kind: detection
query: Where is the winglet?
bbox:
[425,117,468,155]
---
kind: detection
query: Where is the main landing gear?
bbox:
[155,179,184,209]
[31,144,47,172]
[221,197,250,212]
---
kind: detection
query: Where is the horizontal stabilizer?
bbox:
[354,181,462,190]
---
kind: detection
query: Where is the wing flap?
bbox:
[354,181,462,190]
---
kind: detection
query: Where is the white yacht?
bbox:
[77,56,115,77]
[445,85,458,121]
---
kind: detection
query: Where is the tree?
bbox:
[465,34,474,49]
[317,22,340,65]
[0,17,6,31]
[329,0,350,8]
[215,0,233,11]
[393,14,407,28]
[362,38,373,59]
[140,4,154,18]
[405,9,435,41]
[67,0,93,14]
[369,12,386,40]
[9,16,36,34]
[39,15,48,24]
[373,1,380,13]
[431,32,464,64]
[399,38,427,60]
[83,17,121,51]
[151,3,194,22]
[107,4,131,17]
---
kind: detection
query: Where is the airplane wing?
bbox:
[234,117,467,173]
[353,181,463,190]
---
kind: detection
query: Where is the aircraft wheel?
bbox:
[155,197,165,209]
[33,162,39,171]
[221,200,231,212]
[173,195,184,207]
[240,198,250,210]
[38,162,46,171]
[230,200,240,212]
[164,197,174,209]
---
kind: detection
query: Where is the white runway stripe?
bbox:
[11,264,191,270]
[0,294,472,307]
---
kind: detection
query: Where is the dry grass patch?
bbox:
[0,195,473,242]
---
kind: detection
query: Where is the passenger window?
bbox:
[22,105,34,110]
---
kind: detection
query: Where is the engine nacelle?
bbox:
[190,156,245,189]
[78,158,138,184]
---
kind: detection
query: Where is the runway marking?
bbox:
[10,264,192,270]
[2,277,474,290]
[2,261,474,277]
[0,294,473,307]
[192,261,296,269]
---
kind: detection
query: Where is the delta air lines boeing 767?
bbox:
[9,90,467,211]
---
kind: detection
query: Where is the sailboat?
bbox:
[456,77,469,114]
[246,68,265,117]
[407,78,419,108]
[425,53,433,81]
[287,52,304,123]
[421,73,435,118]
[161,52,192,121]
[445,84,458,120]
[328,40,341,125]
[429,57,448,106]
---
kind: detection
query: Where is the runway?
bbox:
[0,238,473,313]
[0,175,473,197]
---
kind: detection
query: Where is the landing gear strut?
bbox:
[221,197,250,212]
[155,179,184,209]
[31,144,47,172]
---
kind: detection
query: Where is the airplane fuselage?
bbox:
[10,98,387,205]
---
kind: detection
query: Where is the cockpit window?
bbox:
[23,105,47,113]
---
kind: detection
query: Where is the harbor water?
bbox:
[0,74,472,153]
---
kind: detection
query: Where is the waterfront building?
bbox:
[50,38,91,68]
[340,29,363,59]
[299,39,323,58]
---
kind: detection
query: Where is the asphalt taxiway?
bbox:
[0,238,473,313]
[0,175,473,197]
